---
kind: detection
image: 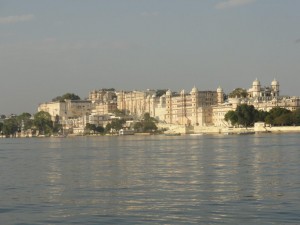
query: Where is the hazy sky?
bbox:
[1,0,300,114]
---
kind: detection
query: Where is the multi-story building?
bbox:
[88,89,118,115]
[165,87,223,126]
[38,99,92,121]
[116,90,156,117]
[212,101,238,127]
[115,87,223,126]
[38,78,300,132]
[38,101,67,121]
[91,102,118,115]
[211,79,300,127]
[64,114,112,134]
[88,89,116,103]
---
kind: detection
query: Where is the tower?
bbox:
[217,86,224,104]
[191,86,198,125]
[252,78,261,97]
[271,79,280,97]
[180,89,186,125]
[165,90,172,124]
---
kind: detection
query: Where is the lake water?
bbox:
[1,133,300,224]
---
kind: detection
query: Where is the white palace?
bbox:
[38,79,300,133]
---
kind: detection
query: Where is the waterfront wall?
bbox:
[158,123,300,134]
[255,125,300,133]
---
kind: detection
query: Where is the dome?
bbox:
[180,89,185,95]
[271,79,279,86]
[166,89,172,96]
[217,86,223,93]
[253,78,260,86]
[191,86,198,93]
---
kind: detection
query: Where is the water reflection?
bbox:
[1,134,300,224]
[46,151,63,202]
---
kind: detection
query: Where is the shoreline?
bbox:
[2,125,300,138]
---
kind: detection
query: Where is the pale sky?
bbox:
[1,0,300,115]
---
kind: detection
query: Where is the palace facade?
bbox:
[38,79,300,133]
[115,87,224,126]
[212,79,300,127]
[164,87,224,126]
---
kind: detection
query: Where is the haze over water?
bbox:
[1,133,300,224]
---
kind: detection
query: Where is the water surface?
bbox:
[1,133,300,224]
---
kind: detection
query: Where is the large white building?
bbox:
[247,78,280,98]
[164,87,223,126]
[38,99,92,121]
[115,87,224,126]
[38,78,300,132]
[211,79,300,127]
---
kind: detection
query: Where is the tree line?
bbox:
[0,111,61,137]
[85,113,158,135]
[225,104,300,127]
[0,111,159,137]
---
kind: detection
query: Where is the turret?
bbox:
[166,89,172,96]
[166,89,172,123]
[191,86,198,94]
[191,86,199,125]
[271,78,279,97]
[217,86,224,104]
[180,89,185,95]
[252,78,261,97]
[190,86,198,107]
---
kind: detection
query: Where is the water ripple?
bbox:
[1,134,300,224]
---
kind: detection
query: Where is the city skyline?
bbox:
[1,0,300,114]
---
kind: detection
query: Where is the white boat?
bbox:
[119,129,135,135]
[190,133,203,136]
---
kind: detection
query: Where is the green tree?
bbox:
[225,105,297,127]
[156,89,168,97]
[0,122,3,134]
[16,112,33,130]
[85,123,96,134]
[34,111,53,135]
[133,121,143,132]
[101,88,115,92]
[52,93,81,102]
[143,113,157,132]
[266,107,291,125]
[265,115,273,125]
[143,120,157,132]
[228,88,248,98]
[53,115,62,133]
[269,107,291,118]
[3,118,19,136]
[85,123,104,134]
[95,125,105,133]
[105,123,112,133]
[292,109,300,125]
[113,109,126,116]
[235,104,257,127]
[110,118,126,131]
[274,113,294,126]
[255,110,269,122]
[134,113,157,132]
[224,110,238,126]
[143,113,150,121]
